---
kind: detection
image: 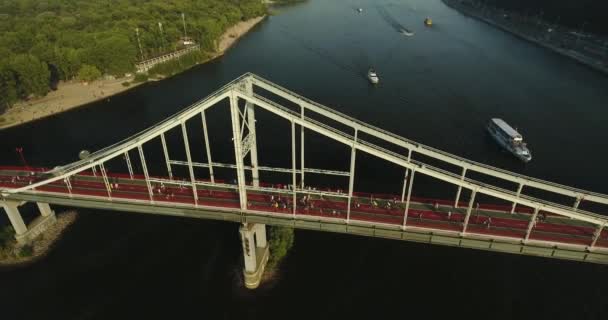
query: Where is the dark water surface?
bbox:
[1,0,607,319]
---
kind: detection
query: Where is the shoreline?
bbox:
[442,0,608,76]
[0,211,78,267]
[0,15,267,131]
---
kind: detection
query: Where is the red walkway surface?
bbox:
[1,166,606,249]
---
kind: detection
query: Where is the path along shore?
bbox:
[442,0,608,76]
[0,16,266,130]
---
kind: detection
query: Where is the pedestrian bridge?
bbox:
[2,73,608,286]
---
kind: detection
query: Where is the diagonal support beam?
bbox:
[347,129,358,222]
[160,132,173,179]
[402,169,416,228]
[292,121,297,217]
[181,122,199,205]
[400,149,412,203]
[590,223,605,248]
[137,144,154,203]
[511,183,524,214]
[99,163,112,200]
[462,189,477,234]
[201,111,215,183]
[524,207,541,241]
[454,167,467,208]
[229,91,248,210]
[124,151,134,179]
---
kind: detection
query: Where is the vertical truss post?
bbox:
[346,129,358,222]
[245,80,260,188]
[590,223,605,248]
[229,92,248,210]
[160,132,173,179]
[462,189,477,234]
[400,149,412,202]
[181,122,199,205]
[510,183,524,214]
[91,165,97,177]
[201,111,215,183]
[138,144,154,203]
[524,207,540,241]
[124,151,134,179]
[291,121,297,217]
[99,163,112,200]
[402,168,416,228]
[300,106,305,188]
[454,167,467,208]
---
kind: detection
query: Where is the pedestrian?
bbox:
[434,202,439,210]
[447,211,452,220]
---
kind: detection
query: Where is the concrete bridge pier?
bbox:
[239,223,270,289]
[1,200,57,244]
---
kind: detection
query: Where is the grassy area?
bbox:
[267,226,294,271]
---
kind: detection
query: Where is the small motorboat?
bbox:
[400,28,414,36]
[357,8,363,13]
[368,68,379,84]
[424,17,433,26]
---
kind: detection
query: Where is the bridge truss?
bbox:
[2,73,608,264]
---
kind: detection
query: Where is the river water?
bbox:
[1,0,607,319]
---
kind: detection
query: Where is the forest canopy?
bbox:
[0,0,266,109]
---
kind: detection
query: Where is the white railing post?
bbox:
[181,122,199,205]
[402,168,416,228]
[229,91,248,210]
[160,132,173,179]
[462,189,477,234]
[124,151,134,179]
[201,111,215,183]
[138,144,154,203]
[524,207,541,241]
[454,167,467,208]
[346,129,358,222]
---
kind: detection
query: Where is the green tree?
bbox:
[9,54,50,98]
[0,65,18,111]
[267,226,294,270]
[77,64,101,82]
[92,35,137,76]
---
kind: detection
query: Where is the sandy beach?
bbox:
[0,16,266,130]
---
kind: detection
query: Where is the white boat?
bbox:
[368,68,379,84]
[357,8,363,13]
[486,118,532,162]
[400,28,414,36]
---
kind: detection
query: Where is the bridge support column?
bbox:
[239,223,270,289]
[1,201,56,245]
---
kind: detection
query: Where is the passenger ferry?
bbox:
[486,118,532,162]
[368,68,379,84]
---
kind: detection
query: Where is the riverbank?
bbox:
[0,16,267,131]
[0,211,78,266]
[442,0,608,75]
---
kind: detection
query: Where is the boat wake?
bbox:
[375,5,414,36]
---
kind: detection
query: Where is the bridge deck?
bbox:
[1,167,607,263]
